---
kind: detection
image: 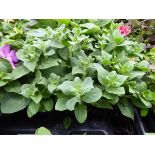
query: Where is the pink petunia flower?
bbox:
[118,25,131,36]
[0,44,19,69]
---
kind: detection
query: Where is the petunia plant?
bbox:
[56,77,102,123]
[0,19,154,124]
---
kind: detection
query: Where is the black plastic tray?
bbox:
[134,109,147,134]
[141,112,155,133]
[0,108,146,135]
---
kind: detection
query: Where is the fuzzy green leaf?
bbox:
[118,98,134,120]
[55,97,68,111]
[42,99,54,111]
[39,58,60,69]
[35,127,52,135]
[82,88,102,103]
[66,97,80,111]
[105,87,125,95]
[1,93,30,113]
[74,103,87,123]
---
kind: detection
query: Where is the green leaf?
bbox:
[136,60,150,72]
[105,87,125,95]
[149,48,155,55]
[74,77,83,88]
[0,81,8,87]
[47,84,57,94]
[83,77,94,93]
[99,51,112,65]
[142,90,155,101]
[102,92,119,104]
[107,71,127,87]
[42,99,54,111]
[102,92,117,100]
[35,127,52,135]
[91,99,113,109]
[27,108,35,118]
[82,88,102,103]
[4,81,21,93]
[129,85,136,94]
[31,92,42,104]
[57,19,71,26]
[132,97,151,109]
[72,66,84,75]
[113,29,124,44]
[118,40,134,46]
[34,20,57,29]
[32,70,42,84]
[118,98,134,120]
[1,93,30,113]
[58,48,69,60]
[80,23,98,29]
[63,117,71,129]
[27,28,47,37]
[95,65,127,88]
[66,97,80,111]
[94,19,112,27]
[55,97,68,111]
[11,64,30,80]
[28,101,40,115]
[51,41,64,49]
[105,41,117,52]
[17,45,40,63]
[57,81,75,96]
[138,95,152,108]
[129,71,145,80]
[0,58,12,72]
[24,61,36,72]
[20,84,37,98]
[39,58,59,69]
[80,23,101,34]
[119,61,135,74]
[37,77,48,86]
[41,88,51,98]
[44,49,55,56]
[94,63,108,85]
[21,84,42,104]
[74,103,87,123]
[48,73,60,93]
[140,109,148,117]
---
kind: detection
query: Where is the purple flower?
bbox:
[0,44,19,69]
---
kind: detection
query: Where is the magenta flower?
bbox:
[0,44,19,69]
[118,25,131,36]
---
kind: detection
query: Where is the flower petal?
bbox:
[2,44,10,57]
[8,50,19,62]
[9,61,16,69]
[6,56,16,69]
[118,25,131,36]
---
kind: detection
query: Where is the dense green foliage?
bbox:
[0,19,155,123]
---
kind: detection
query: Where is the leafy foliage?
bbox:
[0,19,154,123]
[35,127,52,135]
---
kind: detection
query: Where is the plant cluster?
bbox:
[0,19,155,123]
